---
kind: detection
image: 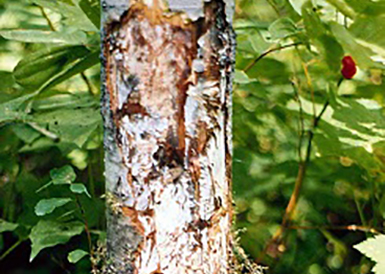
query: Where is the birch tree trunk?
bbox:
[101,0,235,273]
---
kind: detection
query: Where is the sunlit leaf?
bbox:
[79,0,100,29]
[70,184,91,198]
[31,0,97,32]
[355,235,385,273]
[0,92,37,124]
[68,249,89,263]
[269,18,298,40]
[38,50,100,93]
[32,107,101,147]
[0,30,87,44]
[50,165,76,185]
[350,15,385,55]
[0,219,19,233]
[34,198,72,216]
[13,45,90,88]
[331,22,383,69]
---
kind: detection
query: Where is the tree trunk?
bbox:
[101,0,235,273]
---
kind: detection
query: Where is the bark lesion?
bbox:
[102,0,237,273]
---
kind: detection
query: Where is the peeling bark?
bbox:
[101,0,235,273]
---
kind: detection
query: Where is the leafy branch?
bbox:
[37,4,96,96]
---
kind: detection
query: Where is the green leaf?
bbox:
[317,34,344,73]
[269,18,298,40]
[31,0,97,32]
[11,124,41,144]
[350,15,385,53]
[34,198,72,216]
[325,0,356,19]
[0,92,37,124]
[0,219,19,233]
[32,93,98,111]
[13,45,90,88]
[79,0,100,29]
[234,70,251,84]
[354,235,385,273]
[288,0,307,15]
[68,249,89,263]
[50,165,76,185]
[29,220,84,262]
[38,50,100,93]
[0,30,87,45]
[330,22,383,69]
[32,107,101,147]
[70,184,91,198]
[302,2,326,40]
[236,29,271,56]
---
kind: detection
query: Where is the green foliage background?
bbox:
[0,0,385,273]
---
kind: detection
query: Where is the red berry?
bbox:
[341,56,357,79]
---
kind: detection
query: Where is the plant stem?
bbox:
[88,159,96,197]
[39,6,56,31]
[75,197,97,273]
[270,78,343,246]
[28,122,59,140]
[287,224,381,234]
[280,100,329,228]
[80,71,96,96]
[244,43,302,72]
[0,239,22,261]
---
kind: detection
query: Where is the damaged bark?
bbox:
[101,0,235,273]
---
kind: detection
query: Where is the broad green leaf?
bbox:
[325,0,356,19]
[0,219,19,233]
[31,0,97,32]
[70,184,91,198]
[32,107,101,147]
[14,45,90,88]
[330,22,383,69]
[234,70,251,84]
[38,50,100,93]
[234,19,270,30]
[11,124,40,144]
[302,2,326,40]
[0,71,15,91]
[0,30,87,45]
[350,15,385,53]
[29,220,84,262]
[317,34,344,74]
[288,0,307,15]
[236,30,270,55]
[332,97,385,135]
[34,198,72,216]
[0,92,37,124]
[32,93,98,111]
[60,0,75,5]
[22,138,76,155]
[50,165,76,185]
[269,18,298,40]
[344,0,385,16]
[67,249,89,264]
[68,249,89,263]
[245,58,288,84]
[79,0,100,29]
[354,235,385,273]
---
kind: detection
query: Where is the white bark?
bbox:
[101,1,235,273]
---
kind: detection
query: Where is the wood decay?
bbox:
[101,0,235,273]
